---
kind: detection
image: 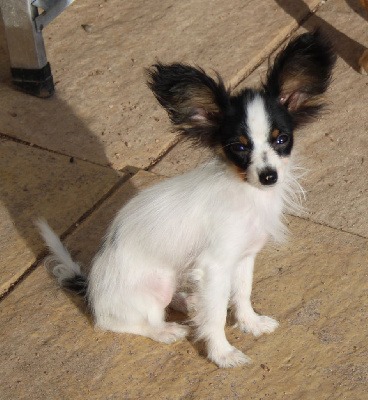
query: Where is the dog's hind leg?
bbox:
[93,269,188,343]
[99,315,188,344]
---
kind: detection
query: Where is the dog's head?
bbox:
[147,31,335,188]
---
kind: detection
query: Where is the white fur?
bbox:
[37,32,334,368]
[246,96,270,144]
[246,96,287,188]
[37,219,82,285]
[39,151,301,368]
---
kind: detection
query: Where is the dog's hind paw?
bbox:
[237,315,279,337]
[152,322,189,344]
[209,346,250,368]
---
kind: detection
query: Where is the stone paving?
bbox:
[0,0,367,399]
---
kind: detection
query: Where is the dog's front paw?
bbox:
[208,346,250,368]
[237,315,279,337]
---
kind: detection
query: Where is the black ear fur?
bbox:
[264,31,336,126]
[147,63,230,146]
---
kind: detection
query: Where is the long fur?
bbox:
[38,32,335,368]
[37,220,87,295]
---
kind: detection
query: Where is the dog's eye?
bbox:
[276,134,289,145]
[229,143,246,153]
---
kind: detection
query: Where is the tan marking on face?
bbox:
[272,129,280,139]
[238,136,248,146]
[234,165,247,182]
[216,146,227,159]
[216,146,248,182]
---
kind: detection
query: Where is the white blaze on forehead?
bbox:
[246,96,270,148]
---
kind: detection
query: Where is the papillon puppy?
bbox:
[38,31,335,368]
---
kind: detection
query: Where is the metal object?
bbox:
[33,0,75,32]
[0,0,75,97]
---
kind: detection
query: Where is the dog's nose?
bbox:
[259,169,278,185]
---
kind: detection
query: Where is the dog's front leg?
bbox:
[232,254,279,337]
[193,257,250,368]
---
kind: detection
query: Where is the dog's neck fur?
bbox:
[194,156,293,244]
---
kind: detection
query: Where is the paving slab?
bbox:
[1,170,367,399]
[0,138,121,296]
[152,0,368,239]
[150,139,213,178]
[1,0,367,398]
[290,0,368,239]
[0,0,322,170]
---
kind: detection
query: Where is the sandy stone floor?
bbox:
[0,0,367,399]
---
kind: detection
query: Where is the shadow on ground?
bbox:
[276,0,367,70]
[0,20,138,292]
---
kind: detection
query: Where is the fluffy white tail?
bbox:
[37,219,87,295]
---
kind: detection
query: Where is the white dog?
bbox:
[38,31,335,368]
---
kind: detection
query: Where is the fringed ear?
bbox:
[147,63,230,147]
[264,31,336,127]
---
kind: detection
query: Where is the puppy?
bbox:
[38,31,335,368]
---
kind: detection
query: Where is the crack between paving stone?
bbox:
[145,135,182,172]
[0,132,115,170]
[0,175,131,302]
[0,255,44,302]
[286,213,368,241]
[0,130,181,175]
[228,0,326,89]
[58,177,131,241]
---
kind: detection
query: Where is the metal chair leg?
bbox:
[0,0,54,97]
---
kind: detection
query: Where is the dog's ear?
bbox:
[264,31,336,126]
[147,63,229,146]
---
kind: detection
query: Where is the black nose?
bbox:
[259,169,278,185]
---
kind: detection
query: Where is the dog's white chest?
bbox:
[235,188,283,254]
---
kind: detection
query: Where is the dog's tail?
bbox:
[37,219,88,296]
